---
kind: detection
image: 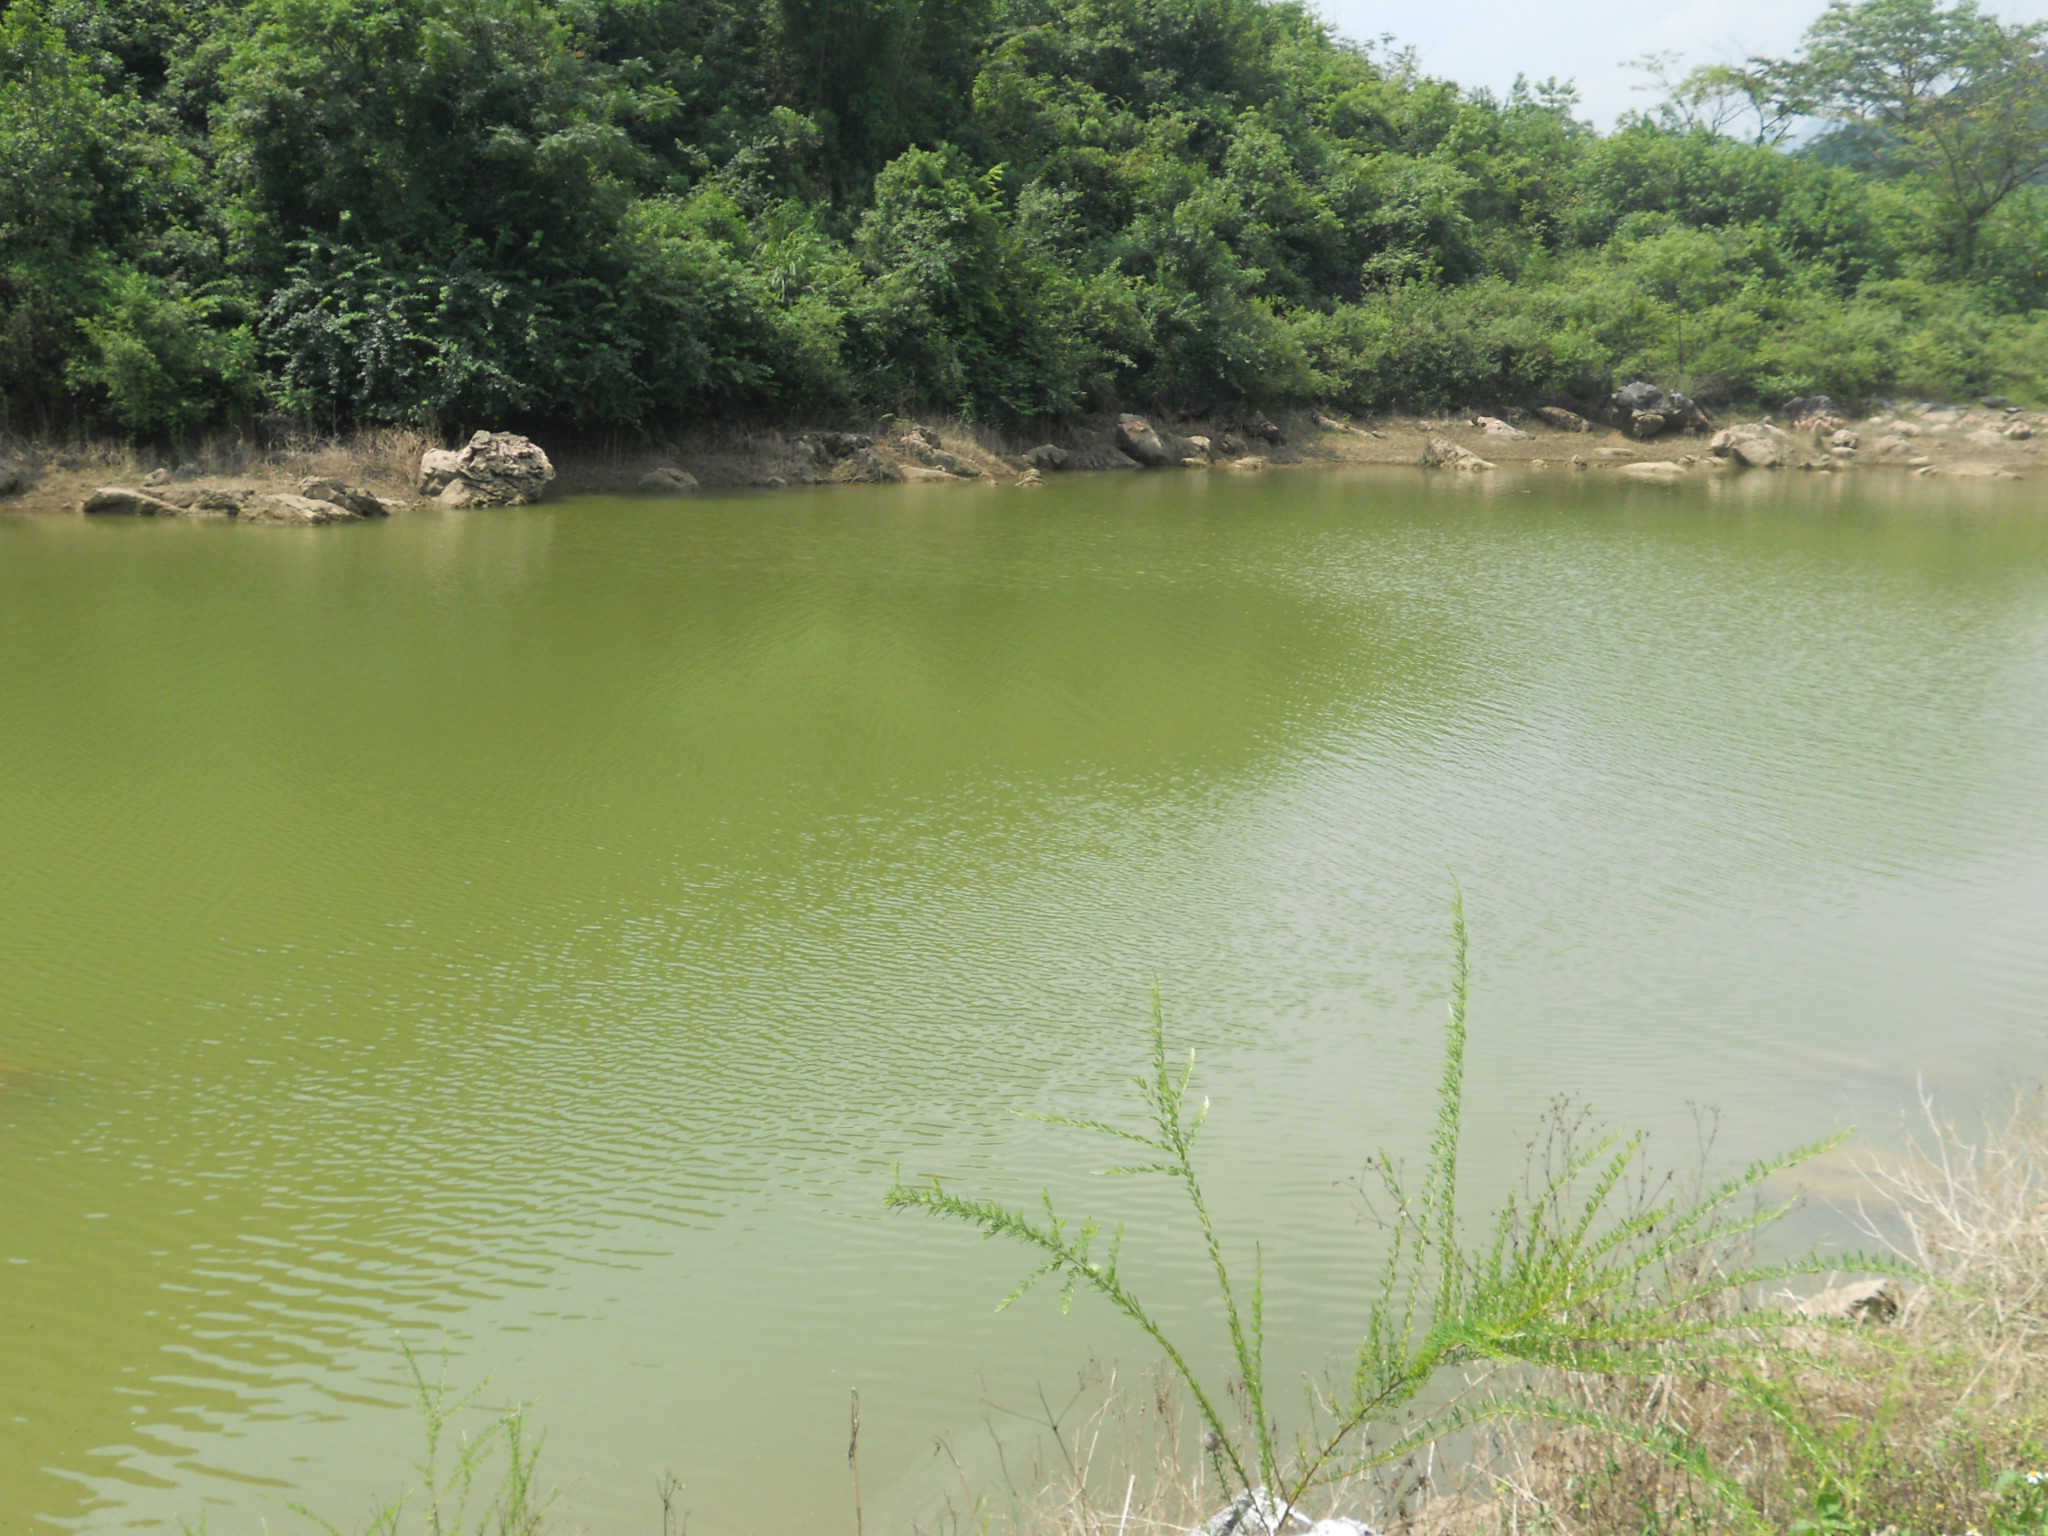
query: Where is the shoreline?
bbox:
[1,401,2038,520]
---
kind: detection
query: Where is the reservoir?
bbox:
[4,466,2047,1533]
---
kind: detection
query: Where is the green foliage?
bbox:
[279,1344,552,1536]
[888,903,1872,1525]
[5,0,2047,435]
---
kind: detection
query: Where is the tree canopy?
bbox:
[1,0,2044,437]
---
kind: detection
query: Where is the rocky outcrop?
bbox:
[161,486,252,515]
[241,493,380,524]
[895,425,983,478]
[1474,415,1528,439]
[1709,423,1797,469]
[636,467,700,495]
[1023,444,1070,471]
[1420,437,1494,472]
[418,431,555,507]
[1114,413,1172,467]
[1533,406,1588,433]
[295,477,391,516]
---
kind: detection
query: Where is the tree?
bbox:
[1796,0,2048,266]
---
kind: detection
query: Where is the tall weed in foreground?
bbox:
[282,1344,552,1536]
[887,900,1867,1531]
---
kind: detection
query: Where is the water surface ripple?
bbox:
[4,471,2047,1532]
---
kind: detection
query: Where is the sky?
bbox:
[1313,0,2048,127]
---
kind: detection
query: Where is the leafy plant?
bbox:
[888,899,1869,1531]
[287,1344,552,1536]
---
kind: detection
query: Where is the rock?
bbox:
[1709,423,1795,469]
[417,448,465,494]
[1114,413,1172,467]
[1799,1279,1899,1324]
[419,431,555,506]
[1533,406,1589,432]
[240,493,376,524]
[1244,411,1286,445]
[1183,435,1214,458]
[2005,421,2033,440]
[0,461,20,496]
[1194,1489,1379,1536]
[896,432,983,478]
[1420,437,1494,472]
[296,477,389,516]
[818,432,873,458]
[1475,415,1529,439]
[83,486,186,516]
[1631,411,1669,439]
[158,486,249,515]
[1023,444,1070,471]
[1780,394,1842,422]
[142,467,171,488]
[636,467,700,496]
[1225,455,1269,471]
[1015,468,1046,487]
[1830,429,1860,450]
[1570,454,1588,470]
[1982,395,2014,409]
[1967,428,2009,449]
[831,447,903,484]
[1620,460,1685,478]
[1216,433,1246,456]
[1606,381,1696,433]
[1309,409,1358,434]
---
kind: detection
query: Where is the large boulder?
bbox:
[1605,381,1699,438]
[1420,437,1494,472]
[1114,413,1172,466]
[418,431,555,507]
[83,487,187,516]
[1709,423,1796,469]
[1023,443,1070,471]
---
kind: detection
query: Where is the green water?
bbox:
[4,467,2048,1534]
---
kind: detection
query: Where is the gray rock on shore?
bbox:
[1114,413,1172,467]
[1420,436,1494,471]
[0,461,22,497]
[1709,423,1796,469]
[83,487,188,516]
[419,431,555,507]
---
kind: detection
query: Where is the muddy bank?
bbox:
[1,400,2039,519]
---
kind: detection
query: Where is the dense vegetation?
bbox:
[2,0,2044,437]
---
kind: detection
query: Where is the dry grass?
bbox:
[979,1094,2048,1536]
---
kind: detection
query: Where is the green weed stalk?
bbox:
[887,897,1889,1531]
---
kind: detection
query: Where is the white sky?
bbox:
[1314,0,2048,126]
